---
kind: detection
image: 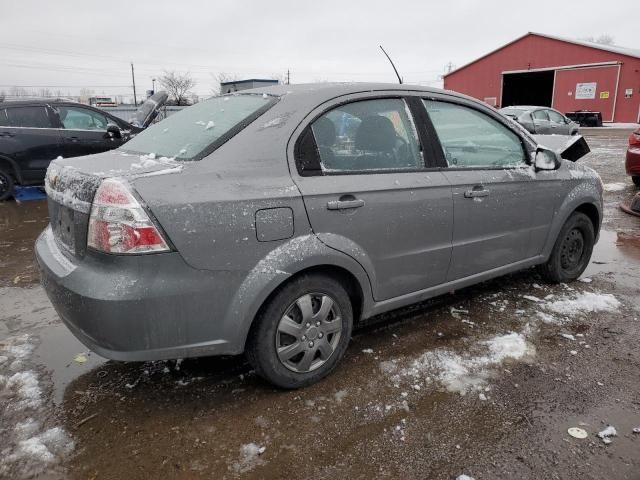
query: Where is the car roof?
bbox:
[0,100,80,108]
[229,82,475,111]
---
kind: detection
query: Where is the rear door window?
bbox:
[547,110,565,124]
[57,106,108,130]
[424,99,525,168]
[309,98,423,172]
[532,110,549,121]
[3,106,53,128]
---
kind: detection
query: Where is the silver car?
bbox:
[500,106,580,135]
[36,83,602,388]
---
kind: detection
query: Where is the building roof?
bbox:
[444,32,640,78]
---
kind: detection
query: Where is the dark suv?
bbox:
[0,92,167,200]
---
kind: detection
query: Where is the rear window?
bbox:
[2,106,53,128]
[121,94,276,161]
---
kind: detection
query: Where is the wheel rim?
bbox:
[560,228,585,271]
[275,293,342,373]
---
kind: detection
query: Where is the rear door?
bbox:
[54,105,126,158]
[547,109,570,135]
[291,96,453,301]
[0,105,63,183]
[532,109,552,134]
[423,98,562,281]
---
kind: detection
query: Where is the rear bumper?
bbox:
[626,147,640,176]
[35,227,247,361]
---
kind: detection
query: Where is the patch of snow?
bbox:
[383,333,534,394]
[456,475,476,480]
[523,295,543,302]
[545,292,620,315]
[6,371,42,410]
[603,182,626,192]
[334,389,348,403]
[560,333,575,341]
[578,277,592,283]
[597,425,617,444]
[205,120,215,130]
[362,348,374,354]
[232,443,266,473]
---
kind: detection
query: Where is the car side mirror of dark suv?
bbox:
[534,147,562,171]
[106,124,122,139]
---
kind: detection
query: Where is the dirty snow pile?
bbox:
[381,332,535,395]
[544,292,620,316]
[0,335,74,478]
[231,443,266,473]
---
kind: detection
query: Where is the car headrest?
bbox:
[355,115,396,152]
[312,117,336,147]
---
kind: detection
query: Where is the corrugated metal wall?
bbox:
[444,34,640,123]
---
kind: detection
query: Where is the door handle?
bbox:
[464,187,490,198]
[327,197,365,210]
[65,136,80,142]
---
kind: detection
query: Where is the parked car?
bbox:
[0,92,167,200]
[499,106,580,135]
[36,83,602,389]
[625,127,640,186]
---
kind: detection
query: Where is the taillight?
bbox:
[87,178,170,254]
[630,130,640,146]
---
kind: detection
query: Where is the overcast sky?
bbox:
[2,0,638,98]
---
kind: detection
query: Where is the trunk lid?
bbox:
[128,91,169,128]
[45,150,183,257]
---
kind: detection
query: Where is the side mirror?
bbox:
[106,124,122,139]
[533,147,562,171]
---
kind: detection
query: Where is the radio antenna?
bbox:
[379,45,403,84]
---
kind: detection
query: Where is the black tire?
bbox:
[632,176,640,187]
[0,168,14,201]
[537,212,595,283]
[246,274,353,389]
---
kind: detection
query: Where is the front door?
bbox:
[54,105,125,158]
[292,97,453,301]
[424,99,561,281]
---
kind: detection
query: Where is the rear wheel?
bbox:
[0,169,14,201]
[537,212,595,283]
[632,176,640,187]
[246,274,353,389]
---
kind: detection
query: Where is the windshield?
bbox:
[121,94,275,161]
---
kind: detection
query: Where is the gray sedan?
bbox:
[36,83,602,388]
[500,106,580,135]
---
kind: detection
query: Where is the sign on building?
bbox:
[575,82,597,99]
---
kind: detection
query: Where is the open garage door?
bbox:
[501,70,554,108]
[552,65,620,122]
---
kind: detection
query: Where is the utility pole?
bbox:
[131,62,137,105]
[286,69,290,85]
[445,61,454,73]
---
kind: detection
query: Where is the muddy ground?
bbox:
[1,128,639,480]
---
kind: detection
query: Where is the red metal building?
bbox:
[443,32,640,123]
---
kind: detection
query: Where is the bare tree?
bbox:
[159,71,196,106]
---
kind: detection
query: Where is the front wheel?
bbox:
[632,176,640,187]
[246,274,353,389]
[0,169,14,201]
[537,212,595,283]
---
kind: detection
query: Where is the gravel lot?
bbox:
[1,128,639,480]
